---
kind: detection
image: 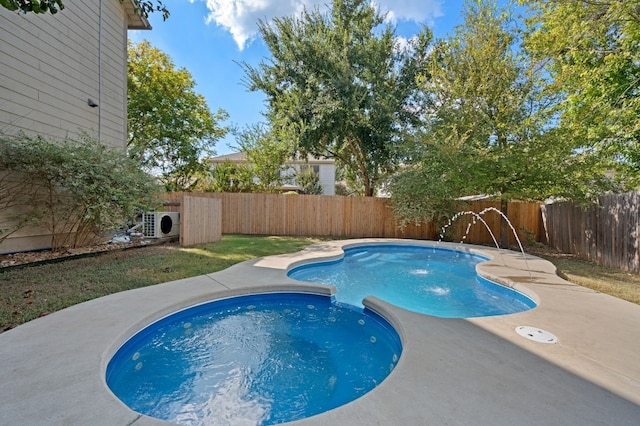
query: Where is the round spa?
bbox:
[106,292,402,426]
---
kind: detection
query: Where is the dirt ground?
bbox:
[0,238,168,270]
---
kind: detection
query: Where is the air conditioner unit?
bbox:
[142,212,180,238]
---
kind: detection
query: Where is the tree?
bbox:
[296,167,323,195]
[127,40,228,191]
[0,0,63,14]
[521,0,640,171]
[195,160,255,193]
[242,0,432,196]
[236,123,292,193]
[389,0,620,245]
[1,0,169,19]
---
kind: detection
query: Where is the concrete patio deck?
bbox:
[1,239,639,425]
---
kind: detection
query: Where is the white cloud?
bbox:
[379,0,443,24]
[394,35,412,53]
[199,0,443,50]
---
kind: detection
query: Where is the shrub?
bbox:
[0,134,160,249]
[296,168,323,195]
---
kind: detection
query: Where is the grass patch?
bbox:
[0,235,322,332]
[2,235,638,332]
[527,246,640,305]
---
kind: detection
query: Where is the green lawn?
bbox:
[0,235,323,332]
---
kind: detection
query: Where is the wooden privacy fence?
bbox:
[161,192,542,246]
[179,196,222,246]
[543,191,640,273]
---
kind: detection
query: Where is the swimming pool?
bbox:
[288,245,536,318]
[106,292,401,426]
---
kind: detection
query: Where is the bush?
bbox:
[296,168,323,195]
[0,134,160,249]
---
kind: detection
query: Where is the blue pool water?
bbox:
[106,293,401,426]
[288,245,536,318]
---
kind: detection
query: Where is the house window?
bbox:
[280,166,296,184]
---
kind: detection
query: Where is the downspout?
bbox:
[97,0,103,142]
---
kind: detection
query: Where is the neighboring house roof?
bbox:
[124,0,152,30]
[457,194,494,201]
[208,152,335,165]
[209,152,249,164]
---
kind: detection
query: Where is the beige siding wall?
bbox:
[318,163,335,195]
[0,0,128,148]
[0,1,135,254]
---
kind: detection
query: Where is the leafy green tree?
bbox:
[0,0,63,14]
[521,0,640,171]
[237,123,292,193]
[242,0,432,196]
[0,0,169,19]
[296,167,323,195]
[389,0,620,245]
[196,160,255,193]
[387,129,472,229]
[127,40,228,191]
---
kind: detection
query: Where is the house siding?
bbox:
[0,1,143,254]
[287,163,335,195]
[316,163,336,195]
[0,0,128,149]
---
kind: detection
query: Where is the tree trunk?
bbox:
[362,172,374,197]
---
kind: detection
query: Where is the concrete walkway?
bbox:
[1,239,639,425]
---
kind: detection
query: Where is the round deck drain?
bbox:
[515,326,558,344]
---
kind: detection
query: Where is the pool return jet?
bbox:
[438,207,532,279]
[438,207,559,343]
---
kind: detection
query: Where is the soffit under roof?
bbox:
[124,0,152,30]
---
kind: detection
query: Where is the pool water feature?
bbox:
[288,245,536,318]
[106,293,401,426]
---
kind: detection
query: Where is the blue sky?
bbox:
[128,0,472,155]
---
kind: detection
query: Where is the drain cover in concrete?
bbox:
[515,326,558,344]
